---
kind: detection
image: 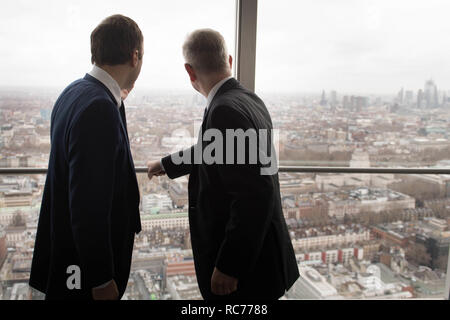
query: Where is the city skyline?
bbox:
[0,78,448,99]
[1,82,450,300]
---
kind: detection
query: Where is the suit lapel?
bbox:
[118,102,137,171]
[118,101,130,144]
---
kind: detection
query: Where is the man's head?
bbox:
[91,14,144,91]
[182,29,232,96]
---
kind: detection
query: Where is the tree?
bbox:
[434,254,449,271]
[406,243,431,267]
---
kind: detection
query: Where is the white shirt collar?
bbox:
[88,65,122,108]
[205,76,233,110]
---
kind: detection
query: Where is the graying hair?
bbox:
[182,29,229,74]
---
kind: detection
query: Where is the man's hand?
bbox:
[147,160,165,180]
[211,267,238,296]
[92,280,119,300]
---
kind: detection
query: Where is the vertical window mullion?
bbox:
[235,0,258,92]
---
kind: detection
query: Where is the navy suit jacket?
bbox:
[29,74,141,300]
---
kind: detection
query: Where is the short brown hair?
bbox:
[90,14,143,66]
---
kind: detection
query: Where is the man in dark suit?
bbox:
[29,15,143,300]
[148,29,299,300]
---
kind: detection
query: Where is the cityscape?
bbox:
[0,79,449,300]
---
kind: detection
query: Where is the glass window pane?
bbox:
[257,0,450,300]
[0,0,236,300]
[256,0,450,168]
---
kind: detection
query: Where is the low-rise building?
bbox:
[142,193,173,214]
[292,229,370,251]
[166,274,201,300]
[140,212,189,231]
[286,265,342,299]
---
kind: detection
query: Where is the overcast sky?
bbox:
[0,0,236,93]
[256,0,450,94]
[0,0,449,94]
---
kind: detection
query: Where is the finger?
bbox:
[232,281,238,292]
[217,283,227,295]
[211,282,218,295]
[211,280,224,295]
[224,283,234,295]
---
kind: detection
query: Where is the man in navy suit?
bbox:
[29,15,143,300]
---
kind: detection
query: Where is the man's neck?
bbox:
[98,64,129,90]
[201,73,232,98]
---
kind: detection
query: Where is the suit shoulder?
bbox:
[218,87,264,105]
[76,98,118,124]
[213,88,265,115]
[209,88,272,130]
[215,87,244,102]
[65,79,115,109]
[64,83,118,130]
[66,77,111,96]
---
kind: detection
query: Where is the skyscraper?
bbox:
[424,79,439,108]
[417,89,424,108]
[405,90,414,105]
[433,85,439,107]
[397,87,404,104]
[343,95,350,109]
[330,90,337,106]
[320,90,327,106]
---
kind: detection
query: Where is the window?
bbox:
[0,0,236,300]
[1,0,449,301]
[256,0,450,300]
[256,0,450,168]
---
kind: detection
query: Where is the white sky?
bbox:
[256,0,450,94]
[0,0,236,92]
[0,0,449,94]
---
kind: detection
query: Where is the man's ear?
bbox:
[132,50,139,67]
[229,55,233,69]
[185,63,197,82]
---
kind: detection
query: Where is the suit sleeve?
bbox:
[161,146,195,179]
[67,100,119,289]
[210,105,275,280]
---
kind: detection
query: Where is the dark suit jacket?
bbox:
[162,78,299,300]
[29,74,141,300]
